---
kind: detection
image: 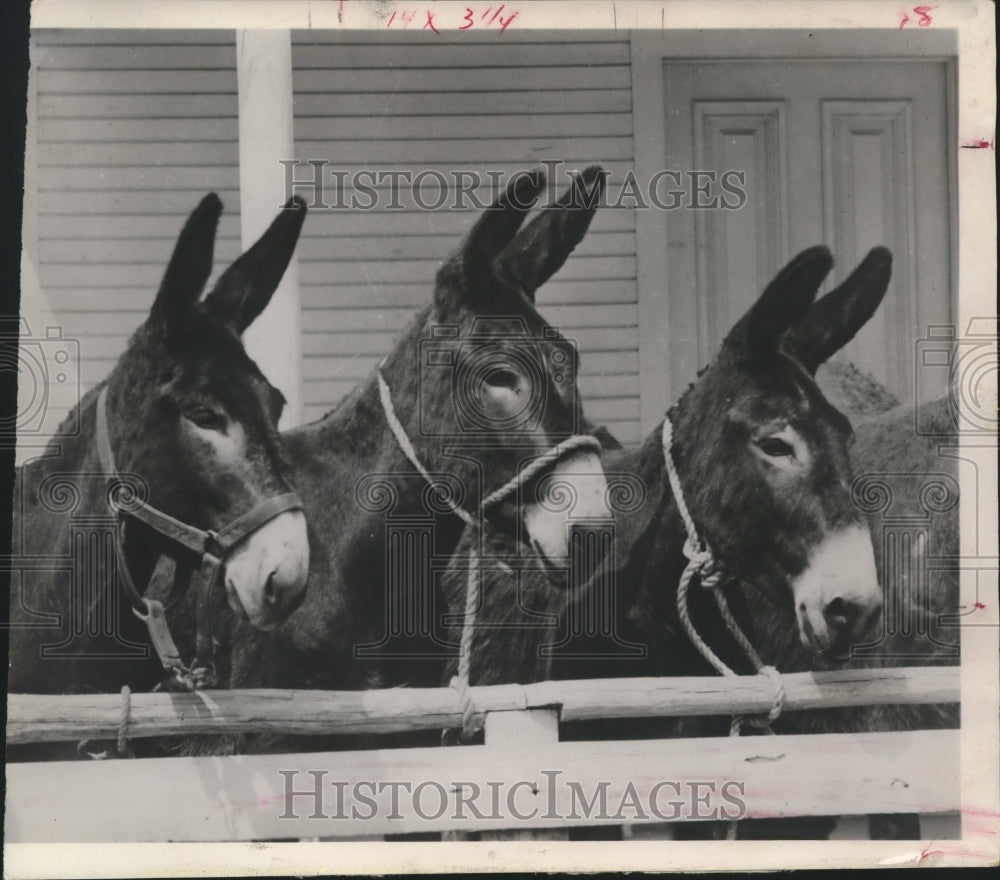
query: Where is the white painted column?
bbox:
[236,29,303,428]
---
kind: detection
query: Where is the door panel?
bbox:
[663,60,953,406]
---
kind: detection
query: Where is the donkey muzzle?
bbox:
[522,449,610,564]
[224,508,310,629]
[792,525,882,660]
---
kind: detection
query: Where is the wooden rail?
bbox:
[6,666,958,745]
[4,729,960,842]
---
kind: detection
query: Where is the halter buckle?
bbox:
[204,529,222,558]
[133,598,185,673]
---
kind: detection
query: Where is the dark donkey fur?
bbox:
[180,168,610,756]
[673,388,960,841]
[441,246,952,839]
[663,388,960,841]
[8,194,310,716]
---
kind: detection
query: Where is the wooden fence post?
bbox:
[481,708,569,841]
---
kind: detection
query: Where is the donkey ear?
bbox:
[783,247,892,373]
[725,245,834,360]
[204,195,308,334]
[435,170,545,311]
[458,170,546,284]
[150,193,223,330]
[495,166,606,302]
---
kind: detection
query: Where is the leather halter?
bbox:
[96,386,304,690]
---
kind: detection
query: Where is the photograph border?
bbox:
[5,0,997,875]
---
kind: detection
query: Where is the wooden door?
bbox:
[663,60,954,407]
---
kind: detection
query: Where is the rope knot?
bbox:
[116,685,134,758]
[76,687,134,761]
[728,665,786,736]
[449,674,482,741]
[683,537,722,587]
[758,664,786,723]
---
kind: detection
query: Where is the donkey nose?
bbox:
[822,597,864,636]
[263,571,278,608]
[264,568,307,619]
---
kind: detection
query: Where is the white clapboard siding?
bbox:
[291,31,640,445]
[32,29,241,428]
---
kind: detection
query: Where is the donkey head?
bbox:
[671,246,892,661]
[384,168,610,563]
[106,194,310,629]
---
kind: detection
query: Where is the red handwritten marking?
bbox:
[916,845,1000,864]
[963,806,1000,819]
[973,601,986,610]
[961,137,995,150]
[901,5,936,28]
[961,804,1000,838]
[920,846,999,859]
[386,4,519,33]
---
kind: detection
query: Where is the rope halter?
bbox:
[96,386,304,692]
[377,368,601,741]
[660,415,786,736]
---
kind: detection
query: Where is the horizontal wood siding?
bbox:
[29,30,641,443]
[32,30,240,402]
[291,31,640,444]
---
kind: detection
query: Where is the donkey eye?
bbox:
[756,437,795,458]
[484,367,520,389]
[185,407,227,433]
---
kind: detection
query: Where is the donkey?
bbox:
[439,246,901,833]
[8,194,310,713]
[773,382,960,841]
[176,168,613,756]
[669,388,961,841]
[817,359,900,418]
